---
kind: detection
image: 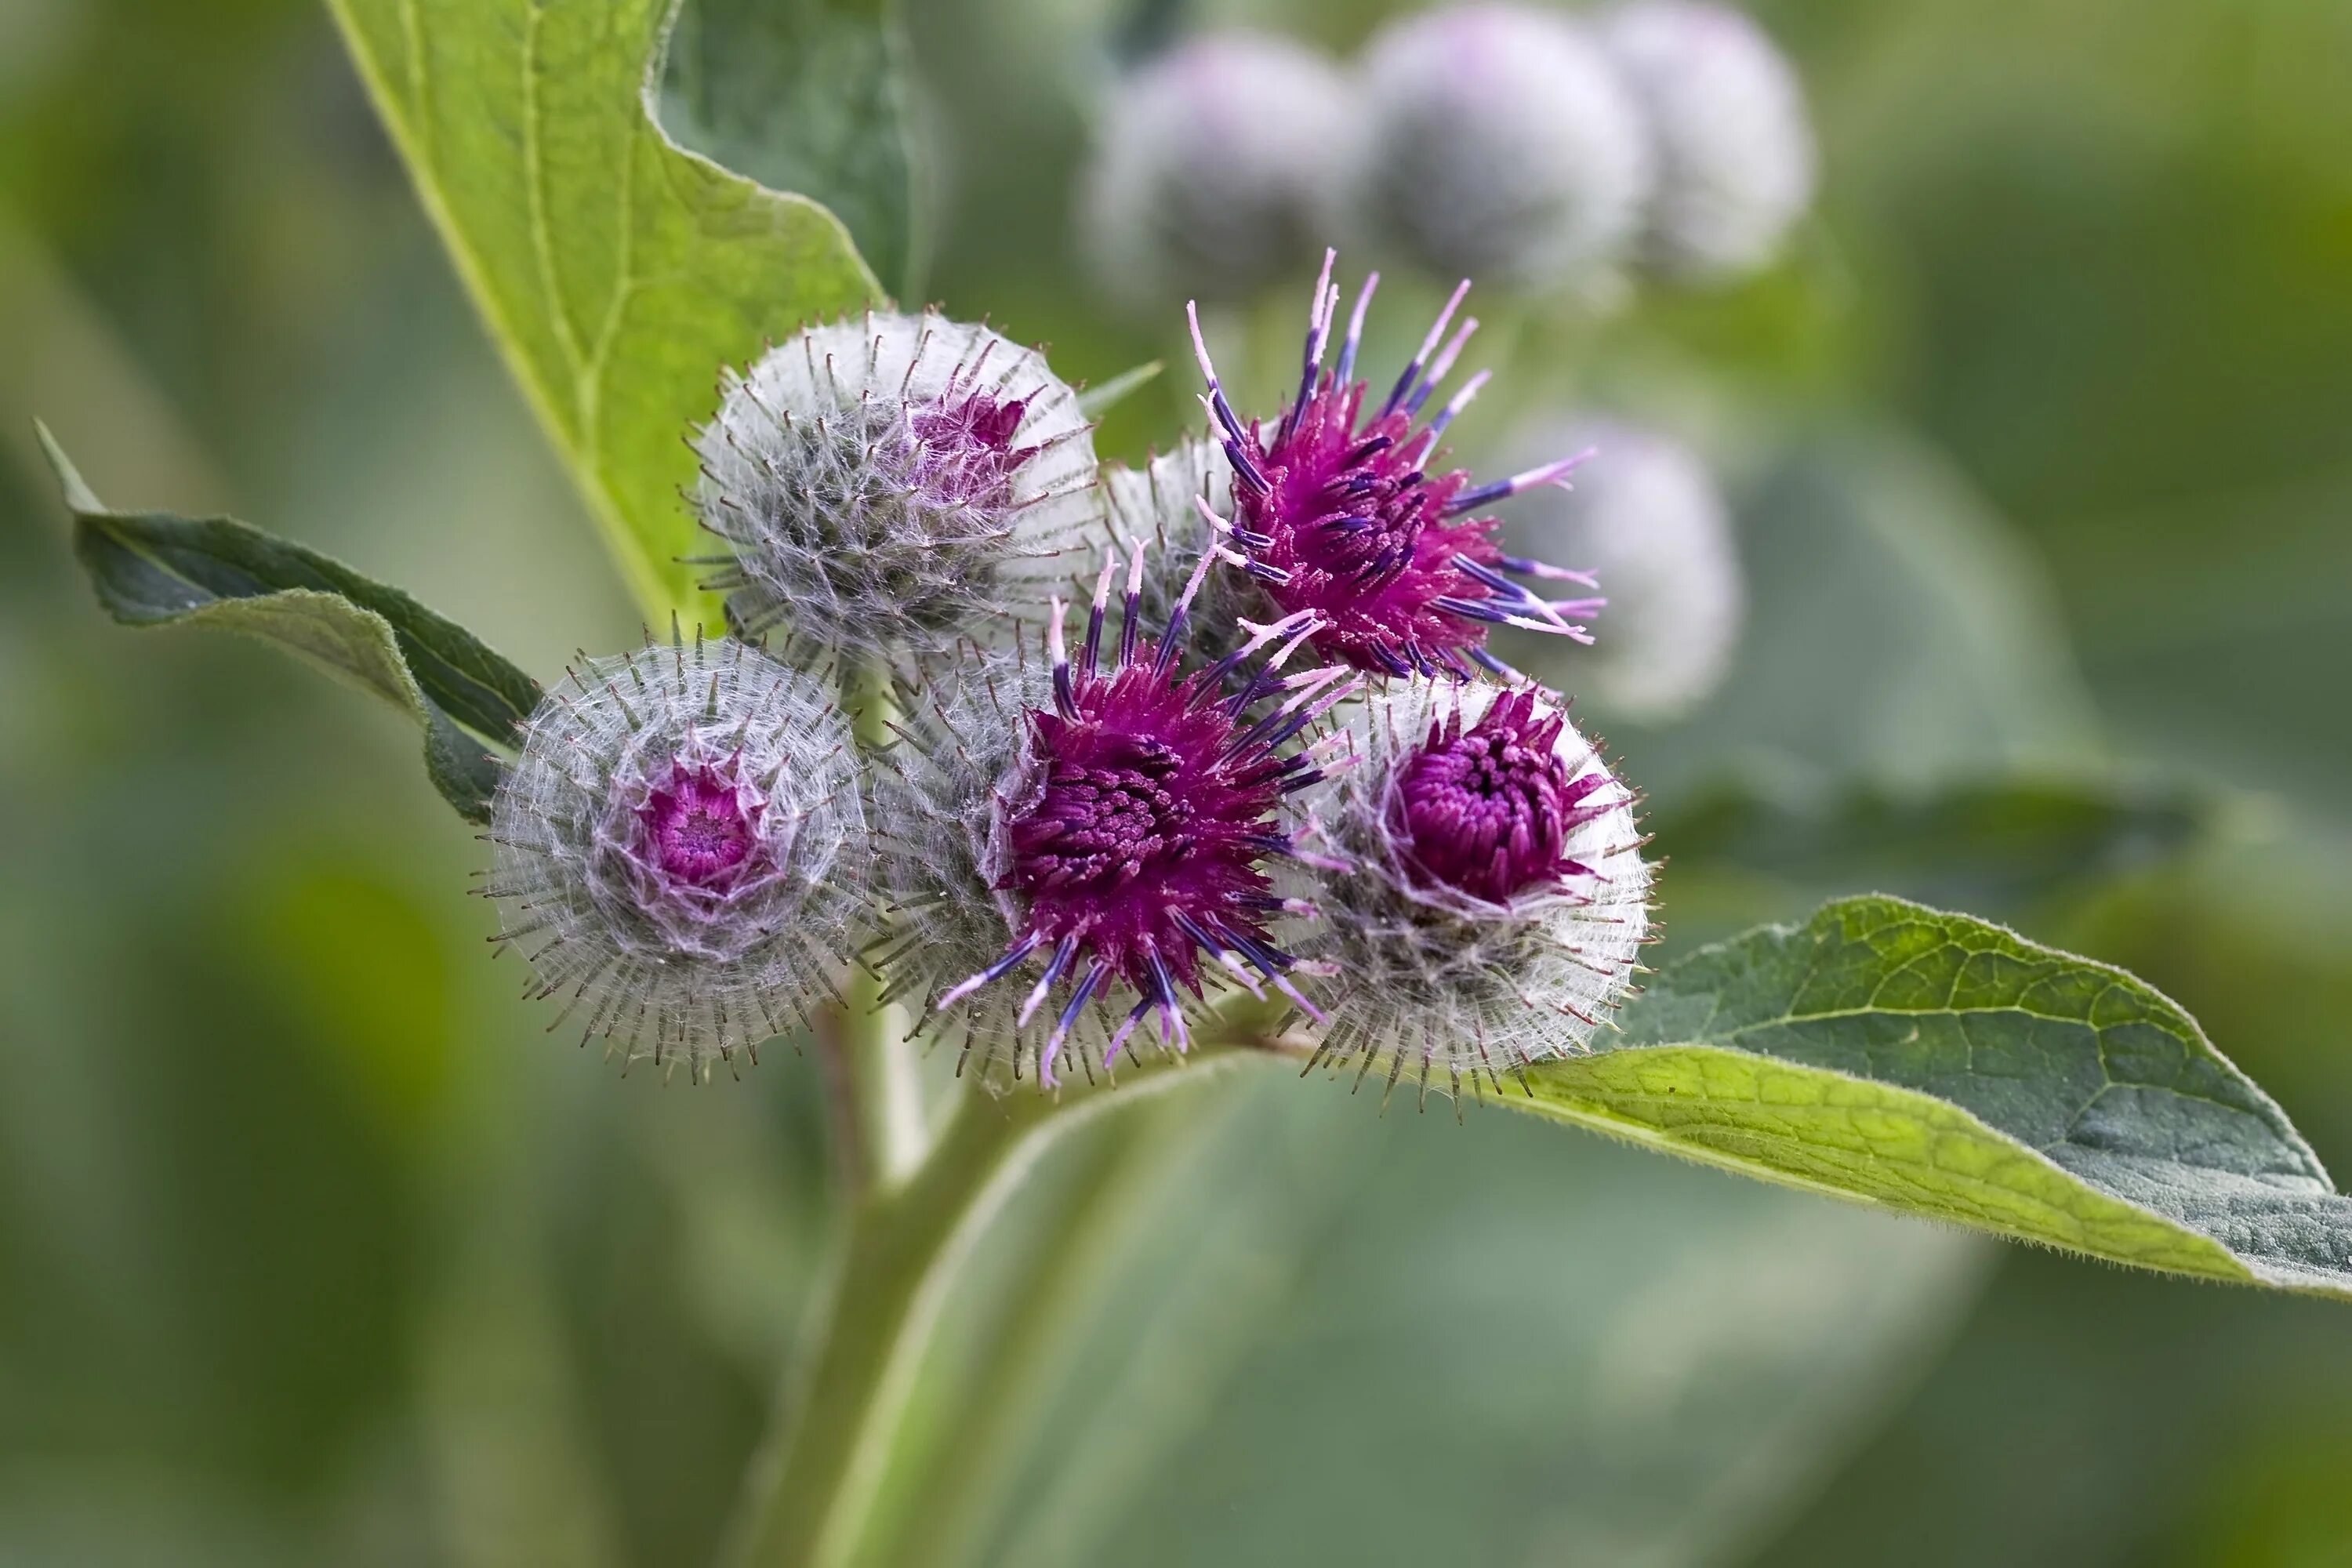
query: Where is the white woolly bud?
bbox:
[1079,32,1362,313]
[1287,681,1650,1096]
[1098,434,1261,670]
[1352,5,1653,289]
[484,634,865,1077]
[1598,1,1817,281]
[693,311,1101,665]
[1499,417,1743,720]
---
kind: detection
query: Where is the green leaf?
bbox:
[1516,895,2352,1297]
[325,0,890,620]
[1587,427,2104,805]
[1073,360,1163,421]
[659,0,920,299]
[42,425,539,823]
[1651,771,2214,946]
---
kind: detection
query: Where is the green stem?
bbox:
[718,1048,1266,1568]
[831,660,927,1196]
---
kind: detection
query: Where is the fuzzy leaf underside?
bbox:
[325,0,889,620]
[43,425,539,822]
[1503,896,2352,1296]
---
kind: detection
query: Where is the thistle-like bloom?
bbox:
[873,544,1352,1087]
[1290,681,1650,1097]
[1498,416,1743,719]
[1080,32,1362,313]
[1353,5,1653,289]
[693,311,1099,666]
[485,633,864,1076]
[1189,252,1603,681]
[1599,1,1817,281]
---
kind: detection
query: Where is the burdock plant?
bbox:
[39,5,2352,1566]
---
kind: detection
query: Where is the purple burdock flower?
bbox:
[1186,252,1603,681]
[1283,681,1650,1097]
[924,543,1355,1087]
[1390,688,1616,903]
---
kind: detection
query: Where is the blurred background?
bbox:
[3,0,2351,1563]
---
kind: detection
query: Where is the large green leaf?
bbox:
[43,426,539,823]
[325,0,890,619]
[659,0,920,297]
[1651,771,2214,951]
[1514,895,2352,1297]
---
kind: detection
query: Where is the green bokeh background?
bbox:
[3,0,2350,1563]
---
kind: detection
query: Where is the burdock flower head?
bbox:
[1080,31,1362,314]
[1291,680,1650,1096]
[485,632,865,1076]
[693,311,1099,665]
[1353,4,1653,289]
[1599,0,1817,281]
[1189,252,1604,681]
[873,542,1352,1087]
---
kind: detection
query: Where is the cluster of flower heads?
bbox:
[1079,2,1816,310]
[486,257,1653,1092]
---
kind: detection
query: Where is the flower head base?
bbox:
[485,633,865,1077]
[1289,681,1650,1098]
[1499,416,1741,718]
[1189,254,1603,681]
[693,311,1099,666]
[876,543,1352,1087]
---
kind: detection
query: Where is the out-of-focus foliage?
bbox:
[7,0,2352,1563]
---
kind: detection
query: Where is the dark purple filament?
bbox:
[1189,252,1603,680]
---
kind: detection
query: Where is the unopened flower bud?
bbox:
[1080,32,1361,313]
[1353,5,1653,289]
[693,312,1100,665]
[1599,1,1816,281]
[1498,417,1742,719]
[485,633,865,1076]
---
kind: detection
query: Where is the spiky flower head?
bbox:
[874,542,1352,1087]
[1098,434,1256,673]
[1189,252,1604,681]
[485,633,864,1077]
[1498,417,1743,719]
[1290,681,1650,1096]
[1080,31,1361,314]
[1599,1,1817,281]
[693,311,1099,666]
[1352,5,1653,289]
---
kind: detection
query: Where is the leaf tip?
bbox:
[31,419,104,517]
